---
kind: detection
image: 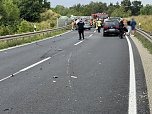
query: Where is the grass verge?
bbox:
[135,32,152,54]
[0,29,68,50]
[126,15,152,34]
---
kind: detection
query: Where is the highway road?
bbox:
[0,29,150,114]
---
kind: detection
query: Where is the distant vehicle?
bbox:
[103,20,120,36]
[84,22,92,30]
[91,13,108,19]
[109,17,122,22]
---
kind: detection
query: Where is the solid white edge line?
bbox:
[74,41,83,46]
[0,57,51,82]
[0,31,72,52]
[126,36,137,114]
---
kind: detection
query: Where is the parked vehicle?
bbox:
[103,20,120,36]
[84,22,92,30]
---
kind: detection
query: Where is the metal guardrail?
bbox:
[0,25,71,41]
[136,28,152,43]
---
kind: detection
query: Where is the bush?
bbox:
[17,20,33,33]
[40,9,60,21]
[0,25,10,36]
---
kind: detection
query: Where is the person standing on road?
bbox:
[97,19,102,33]
[71,20,75,30]
[130,18,136,36]
[127,20,131,36]
[119,19,125,38]
[77,19,85,40]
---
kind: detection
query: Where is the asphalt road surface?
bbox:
[0,29,150,114]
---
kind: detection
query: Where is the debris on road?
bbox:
[71,76,77,79]
[3,108,13,112]
[53,76,58,79]
[57,49,63,51]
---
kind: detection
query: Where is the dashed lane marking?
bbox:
[89,34,93,37]
[0,57,51,82]
[74,41,83,46]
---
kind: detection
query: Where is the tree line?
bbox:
[0,0,51,24]
[0,0,152,36]
[52,0,152,17]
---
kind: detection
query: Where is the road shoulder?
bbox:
[131,35,152,113]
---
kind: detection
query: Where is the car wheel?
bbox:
[103,33,106,37]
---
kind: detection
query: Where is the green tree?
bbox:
[19,0,42,22]
[121,0,131,12]
[131,0,143,15]
[140,4,152,15]
[54,5,69,16]
[0,0,3,20]
[43,0,50,10]
[111,6,131,17]
[19,0,50,22]
[0,0,20,25]
[108,3,116,16]
[40,9,60,21]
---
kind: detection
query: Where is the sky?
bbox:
[49,0,152,8]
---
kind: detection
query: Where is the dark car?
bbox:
[84,22,92,30]
[103,20,120,36]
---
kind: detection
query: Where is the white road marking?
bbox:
[20,57,51,72]
[74,41,83,46]
[0,57,51,82]
[126,36,137,114]
[89,34,93,37]
[0,75,13,82]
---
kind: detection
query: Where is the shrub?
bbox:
[0,25,10,36]
[17,20,33,33]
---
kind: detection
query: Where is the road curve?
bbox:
[0,29,150,114]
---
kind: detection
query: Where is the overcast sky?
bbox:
[49,0,152,8]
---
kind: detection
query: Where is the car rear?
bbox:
[84,22,92,30]
[103,21,120,36]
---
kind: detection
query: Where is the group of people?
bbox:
[71,18,104,40]
[71,17,137,40]
[119,18,137,37]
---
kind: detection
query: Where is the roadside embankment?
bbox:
[127,15,152,35]
[0,29,68,50]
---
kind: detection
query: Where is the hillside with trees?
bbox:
[0,0,60,36]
